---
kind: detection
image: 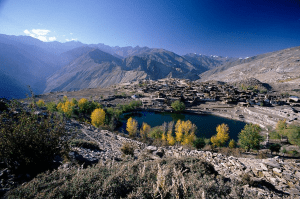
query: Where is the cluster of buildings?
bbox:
[119,78,299,111]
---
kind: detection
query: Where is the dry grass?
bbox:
[7,157,252,199]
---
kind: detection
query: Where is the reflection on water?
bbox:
[119,111,246,141]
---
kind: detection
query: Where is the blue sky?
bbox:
[0,0,300,57]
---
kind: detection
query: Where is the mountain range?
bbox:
[1,33,299,99]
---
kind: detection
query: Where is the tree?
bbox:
[126,117,138,137]
[175,120,196,145]
[171,100,185,112]
[91,108,106,127]
[228,139,236,148]
[140,122,151,140]
[238,123,263,151]
[211,123,230,147]
[166,121,176,146]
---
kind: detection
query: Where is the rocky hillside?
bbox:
[199,46,300,85]
[6,119,298,198]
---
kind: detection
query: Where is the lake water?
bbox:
[119,111,246,141]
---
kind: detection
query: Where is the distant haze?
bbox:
[0,0,300,57]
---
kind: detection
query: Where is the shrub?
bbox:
[78,98,89,113]
[46,101,57,112]
[57,99,76,118]
[91,108,105,127]
[71,98,78,105]
[0,108,68,173]
[140,122,151,140]
[149,126,163,139]
[193,137,205,149]
[70,139,100,151]
[120,142,135,156]
[228,139,236,148]
[36,99,45,107]
[269,143,281,155]
[171,100,185,112]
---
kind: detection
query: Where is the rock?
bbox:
[295,171,300,179]
[68,151,99,167]
[146,146,157,152]
[262,159,281,169]
[289,188,300,196]
[259,163,268,171]
[153,148,164,158]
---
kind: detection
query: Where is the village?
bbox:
[104,78,300,129]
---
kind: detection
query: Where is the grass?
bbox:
[7,157,252,199]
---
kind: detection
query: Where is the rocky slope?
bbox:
[199,46,300,85]
[63,120,300,198]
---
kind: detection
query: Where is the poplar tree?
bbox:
[126,117,138,137]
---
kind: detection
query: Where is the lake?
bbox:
[119,111,246,141]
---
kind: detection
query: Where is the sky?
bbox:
[0,0,300,57]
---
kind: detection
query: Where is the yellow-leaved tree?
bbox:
[91,108,105,127]
[175,120,184,143]
[166,121,176,145]
[140,122,151,140]
[211,123,230,147]
[126,117,138,137]
[175,120,196,145]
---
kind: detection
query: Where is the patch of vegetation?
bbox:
[193,137,206,149]
[238,124,264,151]
[171,100,185,112]
[70,139,100,151]
[120,142,135,156]
[7,157,251,198]
[0,106,69,174]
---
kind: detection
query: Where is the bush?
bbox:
[228,139,236,148]
[0,108,68,173]
[78,98,89,113]
[91,108,105,127]
[269,143,281,155]
[193,137,205,149]
[120,142,135,156]
[171,100,185,112]
[70,139,100,151]
[36,99,45,108]
[46,101,57,112]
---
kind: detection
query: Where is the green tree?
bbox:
[238,124,263,151]
[171,100,185,112]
